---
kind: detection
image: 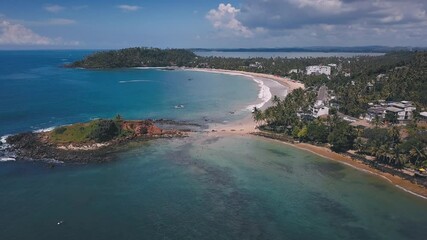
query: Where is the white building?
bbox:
[366,101,416,122]
[289,69,300,74]
[312,85,330,117]
[249,62,262,69]
[306,65,331,76]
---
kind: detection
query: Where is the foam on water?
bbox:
[119,80,153,83]
[0,135,9,144]
[0,157,15,162]
[245,77,272,111]
[33,127,56,133]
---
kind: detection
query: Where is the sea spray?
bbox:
[245,77,272,111]
[0,135,15,161]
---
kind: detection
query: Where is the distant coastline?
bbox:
[193,51,385,59]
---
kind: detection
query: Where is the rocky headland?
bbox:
[5,118,185,163]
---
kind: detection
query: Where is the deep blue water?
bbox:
[0,50,259,136]
[0,51,426,240]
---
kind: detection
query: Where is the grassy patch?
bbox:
[49,119,132,144]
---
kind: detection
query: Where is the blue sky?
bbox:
[1,0,427,49]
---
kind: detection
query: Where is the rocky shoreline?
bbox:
[4,119,188,164]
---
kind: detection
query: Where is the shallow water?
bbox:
[0,51,426,240]
[0,135,426,240]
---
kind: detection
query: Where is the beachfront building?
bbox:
[306,65,331,76]
[365,106,386,121]
[312,85,330,117]
[288,69,300,74]
[366,101,416,122]
[249,62,263,69]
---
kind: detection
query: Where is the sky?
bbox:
[1,0,427,49]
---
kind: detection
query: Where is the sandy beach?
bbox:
[186,68,305,92]
[186,68,427,200]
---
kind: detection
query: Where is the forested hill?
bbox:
[68,47,197,68]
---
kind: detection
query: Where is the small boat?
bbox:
[57,220,64,225]
[174,104,184,109]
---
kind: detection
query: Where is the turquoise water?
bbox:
[1,51,426,240]
[0,51,259,136]
[1,136,427,239]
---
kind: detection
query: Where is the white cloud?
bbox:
[44,4,65,13]
[230,0,427,46]
[0,19,80,46]
[0,20,52,45]
[289,0,350,13]
[117,5,141,12]
[206,3,253,38]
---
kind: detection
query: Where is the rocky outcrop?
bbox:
[5,120,185,163]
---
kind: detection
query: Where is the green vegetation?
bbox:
[357,126,427,168]
[49,118,132,144]
[69,47,197,68]
[69,47,427,170]
[70,47,426,114]
[254,90,356,152]
[193,51,426,116]
[253,90,427,168]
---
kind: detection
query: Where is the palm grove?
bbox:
[70,48,427,170]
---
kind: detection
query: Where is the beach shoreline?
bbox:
[182,68,427,200]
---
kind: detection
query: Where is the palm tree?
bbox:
[272,95,281,105]
[409,145,427,167]
[388,126,400,147]
[372,115,383,127]
[252,107,264,124]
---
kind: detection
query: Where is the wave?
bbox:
[0,135,10,145]
[119,80,152,83]
[395,185,427,200]
[0,157,15,162]
[245,77,272,111]
[33,127,56,133]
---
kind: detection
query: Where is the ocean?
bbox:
[0,51,426,240]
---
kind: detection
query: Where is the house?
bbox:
[306,65,331,76]
[288,69,300,74]
[388,101,416,121]
[312,85,330,117]
[344,72,351,77]
[366,101,416,122]
[366,106,386,121]
[328,63,337,68]
[249,62,262,69]
[376,74,387,81]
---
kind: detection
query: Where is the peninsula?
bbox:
[6,117,185,163]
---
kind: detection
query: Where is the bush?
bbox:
[53,126,67,135]
[88,120,120,142]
